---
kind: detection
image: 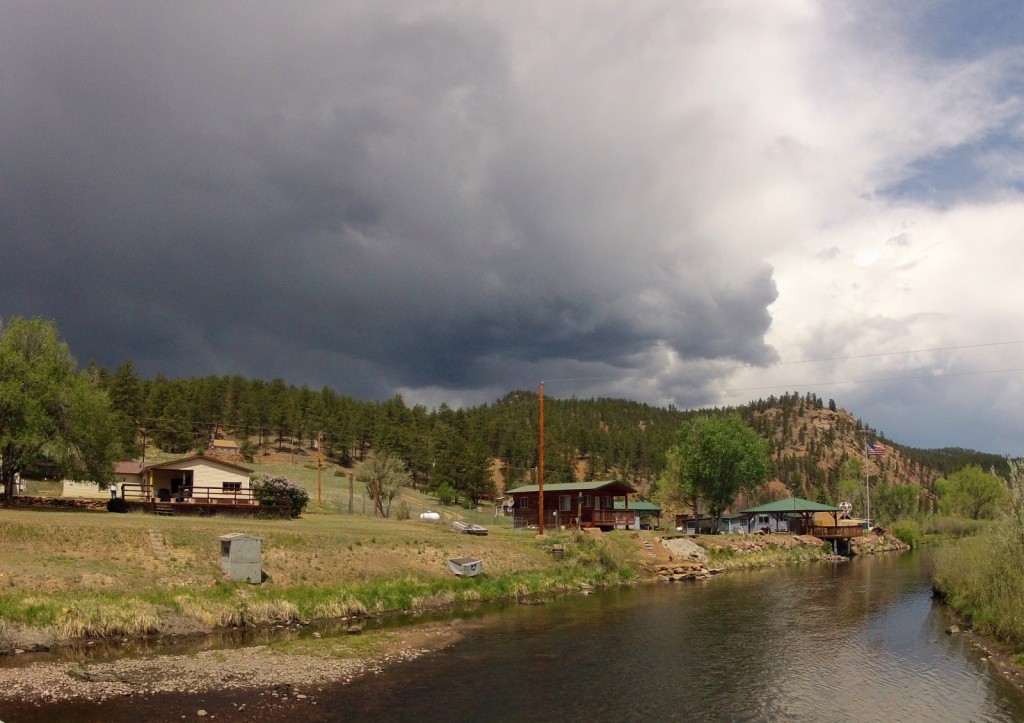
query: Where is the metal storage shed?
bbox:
[219,532,262,583]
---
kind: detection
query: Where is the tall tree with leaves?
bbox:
[667,413,771,530]
[936,464,1009,520]
[0,317,121,505]
[356,450,411,517]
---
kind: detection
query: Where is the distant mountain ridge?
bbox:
[94,367,1010,507]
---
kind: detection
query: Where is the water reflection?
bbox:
[308,552,1024,722]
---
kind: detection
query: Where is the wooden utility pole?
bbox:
[538,381,545,536]
[316,432,323,509]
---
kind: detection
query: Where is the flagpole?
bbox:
[865,436,871,525]
[858,430,870,525]
[863,439,887,525]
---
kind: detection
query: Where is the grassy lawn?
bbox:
[0,485,645,642]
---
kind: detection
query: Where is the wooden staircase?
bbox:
[153,502,175,517]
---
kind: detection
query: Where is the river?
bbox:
[5,550,1024,722]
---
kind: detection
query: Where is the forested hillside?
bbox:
[90,362,1009,511]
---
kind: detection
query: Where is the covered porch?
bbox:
[742,498,865,540]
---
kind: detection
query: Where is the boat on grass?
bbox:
[452,520,489,536]
[447,557,484,577]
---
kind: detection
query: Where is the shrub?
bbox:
[251,475,310,518]
[891,520,921,548]
[435,482,457,506]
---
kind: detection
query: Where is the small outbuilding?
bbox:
[613,499,662,530]
[219,532,262,583]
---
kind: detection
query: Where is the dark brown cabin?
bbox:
[504,479,637,530]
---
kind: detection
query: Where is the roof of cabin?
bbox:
[142,454,254,475]
[613,500,661,512]
[504,479,637,495]
[742,497,840,514]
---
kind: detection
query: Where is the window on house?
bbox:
[559,495,571,512]
[519,497,530,508]
[582,495,593,508]
[223,482,242,492]
[757,515,769,525]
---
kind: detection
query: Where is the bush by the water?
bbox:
[933,460,1024,650]
[251,475,310,518]
[891,520,921,548]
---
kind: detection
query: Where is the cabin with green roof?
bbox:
[504,479,637,530]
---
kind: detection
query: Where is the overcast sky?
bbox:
[3,1,1024,455]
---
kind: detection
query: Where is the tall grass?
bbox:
[933,460,1024,650]
[920,516,988,539]
[934,533,1024,646]
[55,597,162,638]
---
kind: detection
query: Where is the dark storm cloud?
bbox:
[0,2,777,401]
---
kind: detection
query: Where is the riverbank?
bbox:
[933,530,1024,667]
[0,506,911,711]
[10,546,1015,723]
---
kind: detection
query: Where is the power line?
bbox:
[777,339,1024,365]
[535,340,1024,390]
[720,366,1024,396]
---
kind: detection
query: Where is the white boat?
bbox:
[447,557,484,577]
[452,520,489,536]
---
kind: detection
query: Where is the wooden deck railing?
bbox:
[512,508,637,530]
[592,509,635,527]
[119,483,258,505]
[809,525,865,540]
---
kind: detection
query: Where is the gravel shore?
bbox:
[0,623,460,707]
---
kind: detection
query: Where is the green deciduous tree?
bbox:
[0,317,121,505]
[936,464,1009,520]
[356,450,411,517]
[665,413,771,529]
[870,481,919,523]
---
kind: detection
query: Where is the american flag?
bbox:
[867,442,886,456]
